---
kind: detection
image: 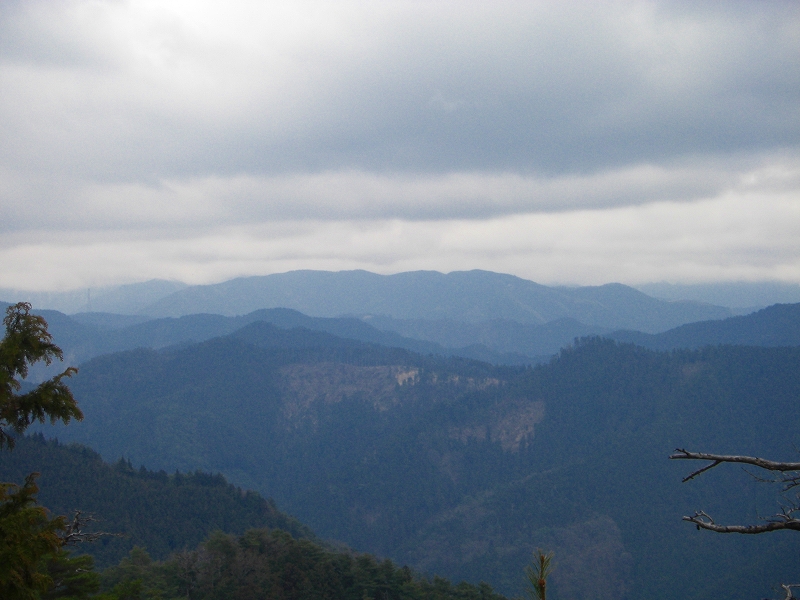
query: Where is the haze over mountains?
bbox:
[7,271,799,320]
[5,270,732,330]
[4,270,800,375]
[7,299,799,384]
[607,303,800,351]
[637,281,800,312]
[131,271,731,332]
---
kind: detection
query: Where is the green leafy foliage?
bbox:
[0,473,65,599]
[0,475,97,599]
[41,550,100,599]
[97,528,507,600]
[0,302,88,598]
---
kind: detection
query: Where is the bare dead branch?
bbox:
[670,449,800,472]
[682,508,800,534]
[679,459,722,482]
[739,468,800,494]
[673,448,800,598]
[60,510,122,546]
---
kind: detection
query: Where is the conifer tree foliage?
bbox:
[0,302,91,598]
[98,527,508,600]
[0,302,82,448]
[0,473,64,599]
[522,550,553,600]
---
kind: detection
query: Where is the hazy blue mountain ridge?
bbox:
[637,281,800,311]
[70,312,153,330]
[0,279,187,314]
[4,280,800,598]
[11,307,532,381]
[7,275,799,319]
[6,296,800,379]
[607,303,800,350]
[364,315,610,357]
[137,270,731,333]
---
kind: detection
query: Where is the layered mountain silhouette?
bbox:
[5,292,800,385]
[607,303,800,350]
[8,307,530,382]
[133,270,729,333]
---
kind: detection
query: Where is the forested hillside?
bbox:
[98,529,507,600]
[36,323,800,599]
[0,436,508,600]
[0,435,311,568]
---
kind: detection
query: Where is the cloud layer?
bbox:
[1,1,799,290]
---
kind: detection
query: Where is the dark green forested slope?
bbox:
[98,529,507,600]
[399,341,800,598]
[0,435,508,600]
[36,325,800,599]
[0,435,311,569]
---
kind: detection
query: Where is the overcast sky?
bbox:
[1,0,799,291]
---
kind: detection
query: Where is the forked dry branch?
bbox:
[670,448,800,533]
[671,448,800,598]
[60,510,121,546]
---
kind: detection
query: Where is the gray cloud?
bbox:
[1,1,798,181]
[2,151,798,230]
[1,1,799,290]
[1,190,798,291]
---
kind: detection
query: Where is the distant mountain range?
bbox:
[7,271,800,598]
[3,270,732,333]
[0,279,187,315]
[636,280,800,311]
[6,272,799,328]
[134,270,732,333]
[7,307,531,382]
[365,315,610,357]
[5,296,800,383]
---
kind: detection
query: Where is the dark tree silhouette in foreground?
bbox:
[0,302,96,598]
[0,302,82,448]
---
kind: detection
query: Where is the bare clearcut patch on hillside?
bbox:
[491,400,545,452]
[681,361,709,379]
[278,363,508,429]
[449,400,545,452]
[278,363,418,427]
[429,373,501,389]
